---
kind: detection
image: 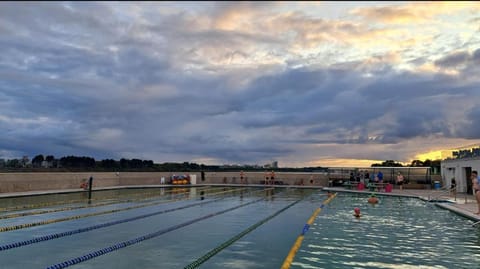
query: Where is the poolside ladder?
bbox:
[427,186,455,202]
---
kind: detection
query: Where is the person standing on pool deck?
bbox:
[450,177,456,196]
[364,171,370,184]
[377,171,384,191]
[270,170,275,185]
[472,171,480,214]
[377,171,383,183]
[396,172,404,190]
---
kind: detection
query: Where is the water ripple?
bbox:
[291,193,479,269]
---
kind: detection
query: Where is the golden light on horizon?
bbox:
[312,158,384,168]
[414,149,452,162]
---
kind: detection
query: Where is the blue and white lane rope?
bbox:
[0,186,213,220]
[0,197,223,251]
[0,187,246,233]
[184,198,303,269]
[45,197,266,269]
[0,187,267,251]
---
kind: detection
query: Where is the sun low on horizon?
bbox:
[415,150,445,162]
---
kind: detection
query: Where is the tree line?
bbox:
[1,155,160,171]
[371,159,441,168]
[0,154,329,172]
[0,155,244,172]
[0,155,442,172]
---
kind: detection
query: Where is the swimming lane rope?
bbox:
[280,192,337,269]
[0,187,247,233]
[0,199,141,220]
[0,186,213,220]
[0,188,269,251]
[45,197,266,269]
[0,197,224,251]
[0,186,212,213]
[184,198,303,269]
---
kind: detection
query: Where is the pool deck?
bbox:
[1,184,479,224]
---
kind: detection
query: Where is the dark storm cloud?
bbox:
[474,48,480,60]
[434,51,470,68]
[235,61,480,149]
[238,68,368,129]
[434,48,480,70]
[0,2,479,165]
[459,107,480,139]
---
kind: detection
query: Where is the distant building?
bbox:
[264,161,278,169]
[441,144,480,194]
[41,160,53,168]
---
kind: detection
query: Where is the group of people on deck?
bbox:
[349,170,382,184]
[348,170,407,191]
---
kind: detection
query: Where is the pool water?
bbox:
[0,187,478,269]
[292,193,480,269]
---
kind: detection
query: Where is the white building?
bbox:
[441,145,480,194]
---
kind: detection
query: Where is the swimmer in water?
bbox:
[353,207,361,218]
[368,193,378,204]
[327,191,334,198]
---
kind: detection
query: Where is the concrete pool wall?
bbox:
[0,171,330,193]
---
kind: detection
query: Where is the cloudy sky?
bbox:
[1,1,480,167]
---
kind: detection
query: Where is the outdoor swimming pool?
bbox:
[0,187,478,268]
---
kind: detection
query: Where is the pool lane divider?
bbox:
[0,187,249,233]
[45,196,270,269]
[0,187,273,251]
[0,197,223,252]
[0,186,213,213]
[280,192,337,269]
[184,197,304,269]
[0,194,188,233]
[0,197,160,220]
[0,186,214,220]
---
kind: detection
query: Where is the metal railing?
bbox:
[427,186,456,202]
